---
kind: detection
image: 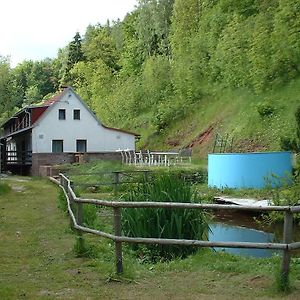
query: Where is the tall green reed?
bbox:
[122,174,210,261]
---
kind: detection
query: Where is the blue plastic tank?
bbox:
[208,152,292,189]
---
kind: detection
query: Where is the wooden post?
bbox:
[59,174,63,186]
[281,211,293,283]
[76,202,83,226]
[113,207,123,274]
[143,170,149,183]
[76,200,84,252]
[114,172,120,195]
[69,180,75,229]
[69,181,74,203]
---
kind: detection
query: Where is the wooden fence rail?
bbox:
[53,173,300,282]
[67,169,207,193]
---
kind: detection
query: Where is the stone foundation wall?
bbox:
[82,152,121,163]
[31,152,122,176]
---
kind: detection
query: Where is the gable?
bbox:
[33,88,100,127]
[34,87,138,137]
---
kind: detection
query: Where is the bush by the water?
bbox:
[121,174,210,261]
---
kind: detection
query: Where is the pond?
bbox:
[209,211,300,258]
[209,222,276,258]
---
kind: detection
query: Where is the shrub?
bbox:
[82,204,98,227]
[280,106,300,153]
[0,182,11,195]
[257,102,276,118]
[57,189,68,213]
[73,235,96,258]
[121,174,210,261]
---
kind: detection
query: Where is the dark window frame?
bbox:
[52,140,64,153]
[73,109,80,120]
[76,139,87,152]
[58,109,66,120]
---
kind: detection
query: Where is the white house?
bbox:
[0,87,139,175]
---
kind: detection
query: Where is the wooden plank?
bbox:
[288,242,300,250]
[214,196,272,207]
[76,197,290,212]
[70,224,288,250]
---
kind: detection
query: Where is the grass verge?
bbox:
[0,176,300,299]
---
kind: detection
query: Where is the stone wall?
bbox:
[82,152,121,163]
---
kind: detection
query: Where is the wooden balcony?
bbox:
[4,150,32,166]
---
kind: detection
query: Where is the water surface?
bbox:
[208,222,276,258]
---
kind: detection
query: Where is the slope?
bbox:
[137,78,300,157]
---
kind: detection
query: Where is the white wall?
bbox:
[32,91,135,153]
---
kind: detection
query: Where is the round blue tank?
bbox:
[208,152,292,189]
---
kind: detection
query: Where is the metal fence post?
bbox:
[113,207,123,274]
[281,211,293,281]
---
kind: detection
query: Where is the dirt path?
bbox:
[0,177,299,299]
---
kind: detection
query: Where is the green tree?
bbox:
[136,0,174,57]
[0,56,14,113]
[212,14,251,88]
[272,0,300,83]
[83,25,120,71]
[170,0,203,102]
[119,11,144,77]
[62,32,85,84]
[249,9,276,91]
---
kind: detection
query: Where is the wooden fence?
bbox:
[54,173,300,279]
[68,170,151,193]
[67,169,207,193]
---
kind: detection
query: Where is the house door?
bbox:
[76,140,87,152]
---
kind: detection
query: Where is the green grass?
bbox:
[1,176,300,299]
[0,182,11,195]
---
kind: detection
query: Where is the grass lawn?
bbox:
[1,176,300,299]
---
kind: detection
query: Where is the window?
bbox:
[76,140,87,152]
[52,140,63,153]
[73,109,80,120]
[58,109,66,120]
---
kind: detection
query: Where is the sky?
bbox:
[0,0,137,67]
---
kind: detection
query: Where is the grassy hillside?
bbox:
[137,78,300,157]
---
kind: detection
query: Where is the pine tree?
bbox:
[62,32,85,85]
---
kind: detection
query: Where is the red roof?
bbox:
[102,124,140,137]
[31,106,48,124]
[42,90,65,106]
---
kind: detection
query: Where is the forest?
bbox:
[1,0,300,153]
